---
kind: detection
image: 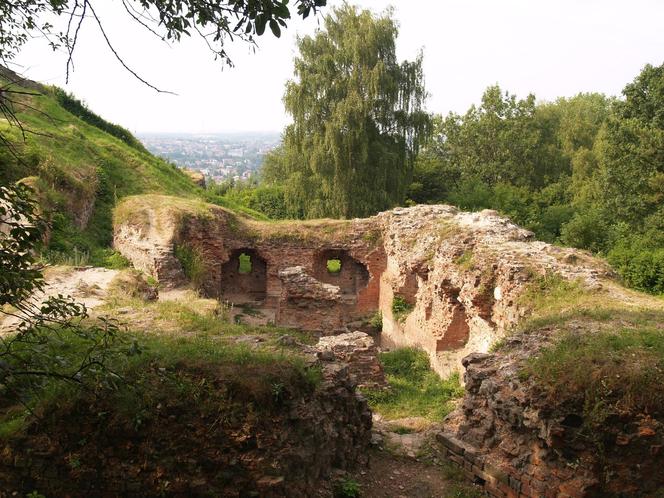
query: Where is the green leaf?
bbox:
[255,14,266,36]
[269,19,281,37]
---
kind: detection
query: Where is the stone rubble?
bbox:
[316,331,386,389]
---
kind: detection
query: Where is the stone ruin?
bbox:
[114,198,609,377]
[113,197,663,496]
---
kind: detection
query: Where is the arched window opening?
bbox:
[221,248,267,303]
[314,249,369,296]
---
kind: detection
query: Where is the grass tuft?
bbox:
[174,243,207,289]
[362,348,463,421]
[391,295,414,322]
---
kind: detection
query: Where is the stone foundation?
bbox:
[316,331,386,389]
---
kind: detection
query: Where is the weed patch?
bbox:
[453,250,474,270]
[362,348,463,420]
[391,295,414,322]
[174,243,206,289]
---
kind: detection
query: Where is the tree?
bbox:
[268,4,430,218]
[0,0,327,72]
[598,63,664,226]
[1,183,122,407]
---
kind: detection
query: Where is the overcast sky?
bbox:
[12,0,664,134]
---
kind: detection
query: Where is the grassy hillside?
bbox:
[0,68,263,266]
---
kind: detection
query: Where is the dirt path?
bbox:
[348,416,481,498]
[0,266,120,333]
[353,449,450,498]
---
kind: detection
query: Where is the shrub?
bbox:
[608,245,664,294]
[391,295,414,321]
[368,310,382,330]
[248,186,290,219]
[327,258,342,273]
[560,208,609,253]
[334,478,361,498]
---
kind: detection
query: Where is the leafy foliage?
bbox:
[0,183,47,306]
[406,63,664,294]
[263,4,430,218]
[391,295,414,322]
[0,0,327,66]
[0,183,122,408]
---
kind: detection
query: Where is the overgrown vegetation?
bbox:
[499,269,664,454]
[52,88,147,152]
[363,348,463,421]
[0,183,123,420]
[0,73,267,269]
[405,64,664,295]
[391,295,414,322]
[2,251,320,442]
[523,324,664,424]
[174,244,207,289]
[0,326,322,438]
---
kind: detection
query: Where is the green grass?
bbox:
[522,323,664,433]
[391,295,415,322]
[0,320,321,440]
[174,243,207,288]
[496,269,664,453]
[101,290,318,346]
[0,76,267,264]
[362,348,464,421]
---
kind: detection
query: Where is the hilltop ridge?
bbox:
[0,67,263,265]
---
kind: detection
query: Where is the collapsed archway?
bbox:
[313,249,369,296]
[220,249,267,303]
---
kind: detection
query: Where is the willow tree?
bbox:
[272,4,430,218]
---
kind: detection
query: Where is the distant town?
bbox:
[138,132,281,183]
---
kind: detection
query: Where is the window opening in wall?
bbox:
[327,258,342,274]
[238,253,252,274]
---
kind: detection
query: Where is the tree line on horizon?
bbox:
[211,5,664,295]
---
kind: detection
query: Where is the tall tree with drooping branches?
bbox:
[267,3,430,218]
